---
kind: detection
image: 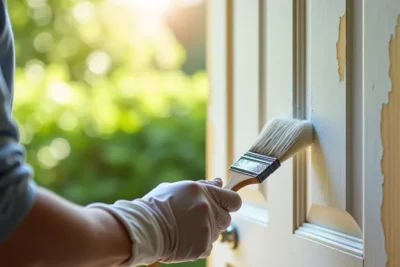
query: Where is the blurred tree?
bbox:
[8,0,207,266]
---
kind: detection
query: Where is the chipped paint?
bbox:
[381,15,400,267]
[336,14,346,82]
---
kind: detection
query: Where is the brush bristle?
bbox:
[249,118,313,163]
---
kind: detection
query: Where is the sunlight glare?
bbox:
[47,81,74,104]
[37,146,58,169]
[113,0,171,15]
[108,0,173,38]
[50,138,71,160]
[86,50,112,75]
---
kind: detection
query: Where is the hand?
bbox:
[144,178,242,263]
[88,178,242,266]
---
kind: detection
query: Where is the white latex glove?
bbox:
[87,178,242,266]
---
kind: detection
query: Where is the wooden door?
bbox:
[206,0,398,266]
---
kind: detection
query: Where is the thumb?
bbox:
[205,185,242,213]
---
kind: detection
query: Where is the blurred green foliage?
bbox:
[8,0,207,266]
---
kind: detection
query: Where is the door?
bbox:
[207,0,397,266]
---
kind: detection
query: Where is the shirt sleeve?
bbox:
[0,0,37,243]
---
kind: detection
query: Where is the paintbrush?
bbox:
[224,117,313,191]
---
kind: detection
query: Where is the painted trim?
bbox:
[258,0,266,131]
[296,223,363,258]
[205,0,213,181]
[292,0,308,230]
[226,0,234,179]
[206,0,233,266]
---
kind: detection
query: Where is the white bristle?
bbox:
[249,118,313,162]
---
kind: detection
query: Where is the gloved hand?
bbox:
[87,178,242,266]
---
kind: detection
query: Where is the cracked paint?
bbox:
[336,14,346,82]
[381,15,400,267]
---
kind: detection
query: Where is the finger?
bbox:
[215,208,232,232]
[197,178,223,188]
[205,186,242,212]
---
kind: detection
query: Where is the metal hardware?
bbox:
[219,225,239,249]
[229,152,280,183]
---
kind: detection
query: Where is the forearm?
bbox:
[0,186,132,267]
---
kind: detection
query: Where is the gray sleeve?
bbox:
[0,0,37,243]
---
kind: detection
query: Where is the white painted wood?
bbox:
[206,0,396,266]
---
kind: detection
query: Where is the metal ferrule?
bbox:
[229,152,281,183]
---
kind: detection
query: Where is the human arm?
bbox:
[0,187,132,267]
[1,177,241,267]
[0,5,132,264]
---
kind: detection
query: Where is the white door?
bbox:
[207,0,398,266]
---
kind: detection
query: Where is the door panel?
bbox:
[305,0,363,237]
[232,0,266,205]
[207,0,364,266]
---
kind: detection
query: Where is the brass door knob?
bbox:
[218,224,239,249]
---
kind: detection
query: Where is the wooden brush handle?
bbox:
[224,173,260,192]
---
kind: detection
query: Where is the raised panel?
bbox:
[265,0,293,119]
[302,0,363,239]
[232,0,259,159]
[262,0,295,221]
[308,0,348,211]
[207,0,229,181]
[231,0,266,205]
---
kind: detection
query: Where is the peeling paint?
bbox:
[381,15,400,267]
[336,14,346,82]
